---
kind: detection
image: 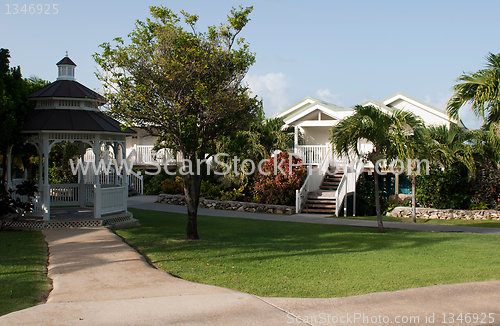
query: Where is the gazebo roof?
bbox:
[56,56,77,66]
[23,55,134,136]
[22,109,135,134]
[28,80,105,101]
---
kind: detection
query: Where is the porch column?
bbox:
[294,126,298,150]
[6,145,13,191]
[93,136,102,219]
[42,135,50,220]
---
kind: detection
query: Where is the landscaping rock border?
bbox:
[157,194,295,215]
[390,207,500,220]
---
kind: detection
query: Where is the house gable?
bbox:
[272,97,352,126]
[382,92,456,127]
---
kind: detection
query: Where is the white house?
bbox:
[270,92,459,215]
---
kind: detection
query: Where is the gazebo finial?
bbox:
[65,51,68,57]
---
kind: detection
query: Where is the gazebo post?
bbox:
[120,142,129,207]
[42,134,50,220]
[37,146,43,191]
[113,143,120,185]
[78,143,86,208]
[93,136,102,219]
[6,145,13,191]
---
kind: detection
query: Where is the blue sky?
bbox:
[2,0,500,129]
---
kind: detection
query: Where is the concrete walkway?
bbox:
[1,196,500,325]
[128,195,500,235]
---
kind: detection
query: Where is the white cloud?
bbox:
[245,73,289,117]
[316,89,343,106]
[424,93,483,129]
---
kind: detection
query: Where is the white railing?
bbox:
[295,146,333,213]
[82,163,144,195]
[128,170,144,194]
[101,186,126,215]
[295,144,329,165]
[127,145,181,166]
[12,187,43,214]
[85,184,94,204]
[334,159,365,216]
[82,163,120,185]
[335,161,349,217]
[49,184,79,206]
[296,171,312,213]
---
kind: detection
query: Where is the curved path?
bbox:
[1,197,499,325]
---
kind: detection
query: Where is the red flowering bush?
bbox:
[253,152,307,206]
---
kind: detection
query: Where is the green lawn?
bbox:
[335,214,500,228]
[0,230,51,316]
[118,208,500,298]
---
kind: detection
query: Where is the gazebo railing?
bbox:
[101,186,126,215]
[50,184,79,206]
[86,184,94,204]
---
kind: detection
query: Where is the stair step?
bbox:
[320,186,338,190]
[304,204,336,209]
[306,198,336,202]
[322,181,340,186]
[302,209,335,213]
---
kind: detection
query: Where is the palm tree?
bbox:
[330,105,425,232]
[426,124,476,173]
[447,52,500,127]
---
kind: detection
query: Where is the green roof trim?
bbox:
[271,96,351,122]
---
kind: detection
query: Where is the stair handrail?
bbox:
[320,145,333,175]
[128,169,144,194]
[334,160,349,216]
[296,171,311,213]
[295,145,333,213]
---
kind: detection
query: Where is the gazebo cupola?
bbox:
[56,52,76,81]
[8,54,136,222]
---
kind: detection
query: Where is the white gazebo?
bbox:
[5,54,137,226]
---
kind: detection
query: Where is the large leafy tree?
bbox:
[447,52,500,127]
[330,105,425,232]
[0,49,49,186]
[94,6,261,239]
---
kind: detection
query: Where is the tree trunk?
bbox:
[373,168,384,233]
[182,152,202,240]
[394,173,399,206]
[411,175,417,223]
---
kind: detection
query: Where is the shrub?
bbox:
[354,173,388,216]
[200,180,223,199]
[160,177,184,194]
[470,160,500,210]
[142,169,173,195]
[253,152,306,206]
[416,166,470,209]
